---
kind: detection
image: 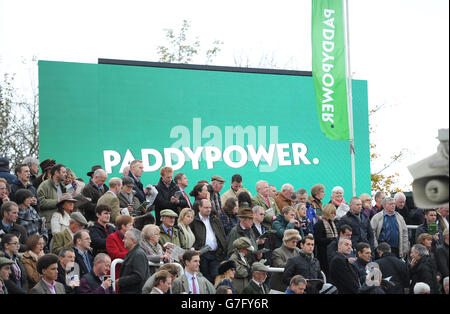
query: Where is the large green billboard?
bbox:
[39,60,370,196]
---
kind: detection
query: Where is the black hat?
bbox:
[87,165,102,177]
[40,159,56,172]
[217,260,236,275]
[0,157,9,168]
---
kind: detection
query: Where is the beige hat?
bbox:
[160,209,178,218]
[211,175,225,183]
[252,262,270,272]
[283,229,301,243]
[232,237,254,252]
[57,193,78,206]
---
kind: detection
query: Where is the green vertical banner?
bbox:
[312,0,350,140]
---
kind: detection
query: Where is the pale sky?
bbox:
[0,0,448,191]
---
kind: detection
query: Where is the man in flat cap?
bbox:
[242,262,270,294]
[209,175,225,215]
[158,209,185,250]
[51,212,87,254]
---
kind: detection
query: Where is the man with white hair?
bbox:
[394,192,408,218]
[274,183,295,212]
[80,168,108,222]
[115,228,150,294]
[370,197,409,258]
[252,180,280,229]
[409,244,439,294]
[22,157,40,187]
[413,282,430,294]
[443,276,449,294]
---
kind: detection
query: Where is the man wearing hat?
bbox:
[226,207,261,262]
[0,256,24,294]
[158,209,185,250]
[37,163,67,231]
[51,212,87,254]
[229,237,254,293]
[32,158,56,189]
[209,175,225,214]
[0,157,16,185]
[242,262,270,294]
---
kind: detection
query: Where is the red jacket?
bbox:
[106,230,129,279]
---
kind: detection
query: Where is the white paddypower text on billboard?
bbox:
[103,118,319,174]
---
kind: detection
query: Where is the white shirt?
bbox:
[199,214,218,251]
[50,212,70,235]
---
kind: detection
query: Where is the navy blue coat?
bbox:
[337,211,375,250]
[0,167,16,184]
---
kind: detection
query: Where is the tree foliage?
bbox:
[369,105,408,195]
[0,59,39,168]
[157,20,223,64]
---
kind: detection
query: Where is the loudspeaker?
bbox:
[408,129,449,209]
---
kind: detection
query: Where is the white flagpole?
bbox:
[343,0,356,197]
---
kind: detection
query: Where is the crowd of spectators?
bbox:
[0,156,448,295]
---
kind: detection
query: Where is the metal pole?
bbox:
[344,0,356,197]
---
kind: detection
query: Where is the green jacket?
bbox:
[242,279,270,294]
[252,194,279,230]
[37,178,66,229]
[51,229,73,255]
[97,191,121,225]
[229,251,252,294]
[227,224,258,259]
[158,225,186,250]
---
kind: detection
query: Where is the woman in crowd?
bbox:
[15,189,48,242]
[307,184,325,219]
[177,208,196,249]
[118,176,142,217]
[229,237,254,294]
[50,193,78,235]
[271,229,301,291]
[0,233,28,293]
[220,197,239,238]
[417,233,435,258]
[214,259,237,293]
[329,186,349,219]
[64,168,85,195]
[313,203,338,276]
[21,234,45,292]
[294,203,312,238]
[360,193,377,220]
[140,224,171,275]
[189,182,210,202]
[106,215,133,278]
